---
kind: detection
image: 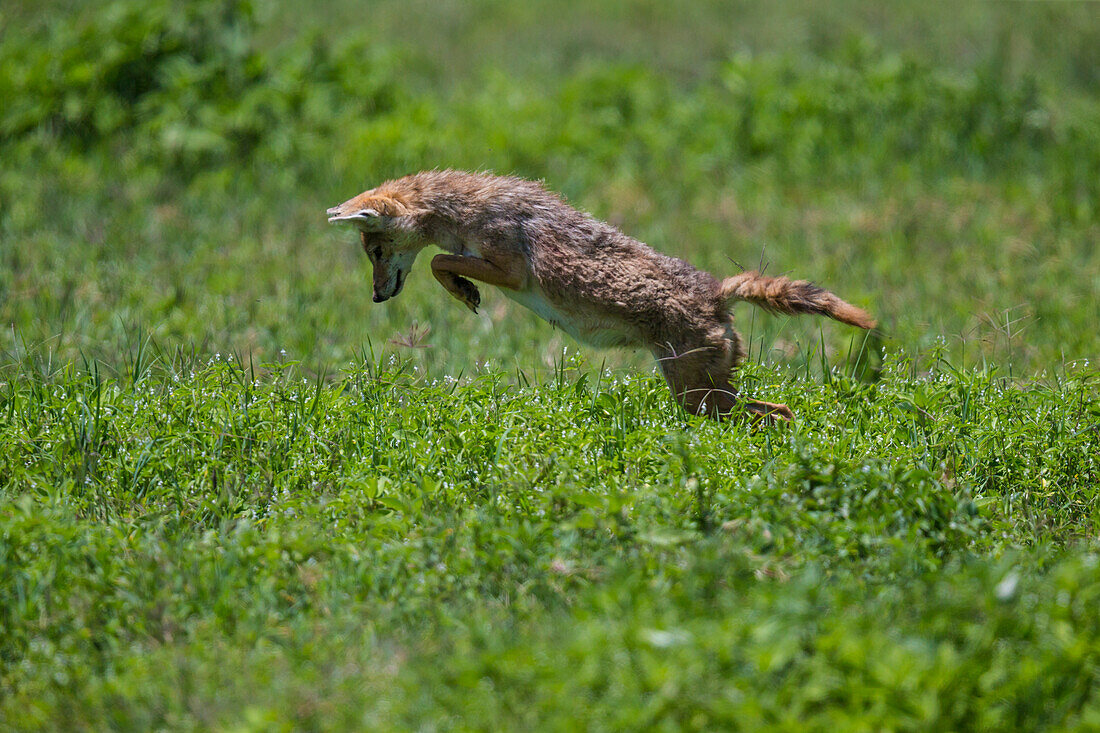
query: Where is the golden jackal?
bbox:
[328,170,874,421]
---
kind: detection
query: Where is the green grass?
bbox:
[1,354,1098,728]
[2,0,1100,729]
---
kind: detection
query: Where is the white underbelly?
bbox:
[501,288,572,331]
[500,287,637,348]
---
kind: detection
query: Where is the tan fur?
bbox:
[328,170,875,422]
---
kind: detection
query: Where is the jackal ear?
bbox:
[357,194,410,218]
[327,192,412,225]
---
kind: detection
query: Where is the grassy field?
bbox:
[2,0,1100,729]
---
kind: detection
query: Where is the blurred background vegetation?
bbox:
[2,0,1098,376]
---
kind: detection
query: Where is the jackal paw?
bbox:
[454,276,481,313]
[745,401,795,425]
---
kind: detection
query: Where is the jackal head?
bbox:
[327,191,422,303]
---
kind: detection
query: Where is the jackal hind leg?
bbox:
[655,343,793,423]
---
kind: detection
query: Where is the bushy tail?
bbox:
[719,271,876,330]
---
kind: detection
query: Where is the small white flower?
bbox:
[995,571,1019,601]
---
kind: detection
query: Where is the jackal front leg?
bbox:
[430,254,526,314]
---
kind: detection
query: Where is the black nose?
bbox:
[373,293,389,303]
